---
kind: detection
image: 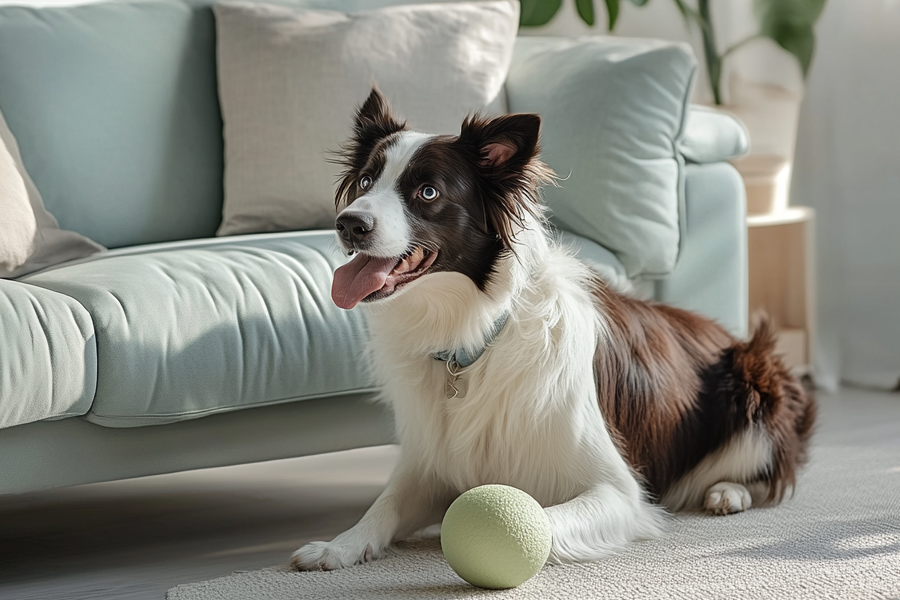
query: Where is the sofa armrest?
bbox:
[654,163,748,338]
[680,105,749,164]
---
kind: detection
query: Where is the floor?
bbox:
[0,387,898,600]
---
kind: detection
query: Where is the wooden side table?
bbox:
[746,207,815,376]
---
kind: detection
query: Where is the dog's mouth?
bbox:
[331,246,438,310]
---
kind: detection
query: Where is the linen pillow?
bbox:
[0,108,102,279]
[506,36,697,279]
[214,0,518,236]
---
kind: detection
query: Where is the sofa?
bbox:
[0,0,748,496]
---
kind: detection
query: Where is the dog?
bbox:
[291,89,816,570]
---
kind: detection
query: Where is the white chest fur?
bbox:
[363,244,632,509]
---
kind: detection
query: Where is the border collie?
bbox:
[291,89,816,570]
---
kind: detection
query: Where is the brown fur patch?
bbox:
[731,319,817,502]
[590,276,816,504]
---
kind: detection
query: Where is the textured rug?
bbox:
[167,445,900,600]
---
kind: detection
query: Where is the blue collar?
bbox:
[431,311,510,369]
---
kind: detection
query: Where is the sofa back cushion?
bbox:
[507,37,696,279]
[0,1,224,249]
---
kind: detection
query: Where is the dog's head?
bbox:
[331,88,552,310]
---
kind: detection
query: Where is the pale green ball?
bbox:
[441,484,552,589]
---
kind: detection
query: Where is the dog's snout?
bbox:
[336,211,376,246]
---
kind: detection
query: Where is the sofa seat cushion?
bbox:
[21,232,374,427]
[557,230,655,300]
[0,280,97,430]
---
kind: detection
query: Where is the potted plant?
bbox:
[519,0,827,214]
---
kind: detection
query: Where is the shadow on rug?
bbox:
[167,445,900,600]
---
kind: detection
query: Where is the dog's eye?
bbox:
[359,175,373,190]
[419,186,439,201]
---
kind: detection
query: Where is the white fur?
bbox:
[704,482,753,515]
[292,216,668,570]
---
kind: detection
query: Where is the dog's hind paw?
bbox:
[704,482,752,515]
[291,540,378,571]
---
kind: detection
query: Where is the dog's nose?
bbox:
[336,212,376,246]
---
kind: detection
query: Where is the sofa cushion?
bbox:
[213,0,517,236]
[0,1,223,249]
[556,229,627,285]
[22,232,374,427]
[506,36,697,279]
[0,280,97,430]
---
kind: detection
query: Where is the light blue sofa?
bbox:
[0,0,748,495]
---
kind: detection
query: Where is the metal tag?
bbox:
[445,375,468,399]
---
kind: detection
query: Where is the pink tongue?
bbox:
[332,253,398,309]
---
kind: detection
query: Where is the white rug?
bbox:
[167,445,900,600]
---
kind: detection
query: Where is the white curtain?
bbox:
[791,0,900,391]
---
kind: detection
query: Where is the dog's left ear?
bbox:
[460,113,541,173]
[458,113,551,246]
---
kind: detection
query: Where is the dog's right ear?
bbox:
[354,88,406,143]
[335,88,408,208]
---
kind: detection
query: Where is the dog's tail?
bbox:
[731,315,817,503]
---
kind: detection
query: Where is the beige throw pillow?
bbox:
[214,0,518,236]
[0,109,102,278]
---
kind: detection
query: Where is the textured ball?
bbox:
[441,484,552,589]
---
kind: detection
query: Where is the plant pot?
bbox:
[730,154,792,215]
[715,76,804,216]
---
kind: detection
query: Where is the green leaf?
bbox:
[576,0,596,27]
[754,0,827,77]
[518,0,563,27]
[626,0,650,6]
[604,0,619,30]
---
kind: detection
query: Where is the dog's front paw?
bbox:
[704,482,752,515]
[291,540,379,571]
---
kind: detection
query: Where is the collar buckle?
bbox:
[431,310,510,370]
